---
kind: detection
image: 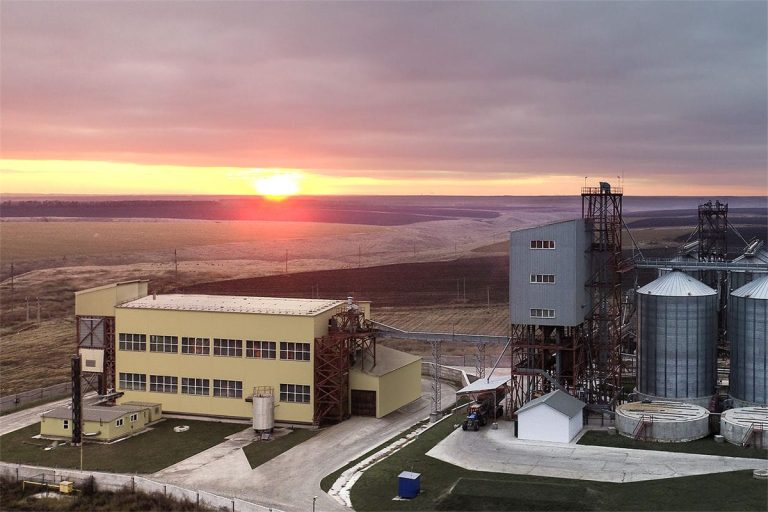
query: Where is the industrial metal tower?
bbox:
[582,182,623,406]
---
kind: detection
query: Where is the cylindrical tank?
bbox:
[728,275,768,406]
[252,390,275,431]
[730,249,768,291]
[636,271,717,404]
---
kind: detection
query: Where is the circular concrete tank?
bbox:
[636,271,717,406]
[720,407,768,448]
[616,401,710,442]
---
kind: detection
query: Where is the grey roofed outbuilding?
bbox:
[42,404,151,422]
[456,376,510,395]
[516,389,585,418]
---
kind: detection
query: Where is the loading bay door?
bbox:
[351,390,376,416]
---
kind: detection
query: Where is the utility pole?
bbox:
[358,244,362,268]
[25,297,30,322]
[174,249,178,281]
[9,263,14,312]
[36,297,41,324]
[487,286,490,311]
[463,277,466,302]
[285,249,288,274]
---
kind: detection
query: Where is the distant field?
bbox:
[0,220,381,263]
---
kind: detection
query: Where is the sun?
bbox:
[252,172,301,201]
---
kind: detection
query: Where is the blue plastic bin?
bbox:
[398,471,421,499]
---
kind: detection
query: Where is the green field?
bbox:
[579,431,768,459]
[347,413,768,511]
[242,428,319,469]
[0,419,245,474]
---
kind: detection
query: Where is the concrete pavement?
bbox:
[0,395,90,436]
[152,379,457,512]
[427,420,768,483]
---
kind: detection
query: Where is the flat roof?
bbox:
[722,406,768,428]
[351,345,421,377]
[42,403,154,422]
[456,376,509,395]
[617,401,709,422]
[118,294,345,316]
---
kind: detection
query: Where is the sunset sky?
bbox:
[1,1,766,196]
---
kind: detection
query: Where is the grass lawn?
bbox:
[242,428,318,469]
[0,419,245,474]
[579,431,768,459]
[349,412,768,511]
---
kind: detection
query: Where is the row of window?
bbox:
[118,373,310,403]
[530,308,556,319]
[118,335,308,360]
[530,274,556,284]
[61,412,138,430]
[530,240,556,249]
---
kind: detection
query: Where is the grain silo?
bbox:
[636,271,717,406]
[730,244,768,291]
[728,275,768,407]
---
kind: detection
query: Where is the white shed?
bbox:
[516,389,585,443]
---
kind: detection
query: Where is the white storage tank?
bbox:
[720,407,768,448]
[252,387,275,431]
[636,271,717,406]
[728,275,768,407]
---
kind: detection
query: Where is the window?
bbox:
[530,308,556,319]
[181,378,209,396]
[280,342,310,361]
[150,375,178,393]
[530,240,556,250]
[116,418,124,427]
[530,274,556,284]
[129,413,138,422]
[213,379,243,398]
[150,335,178,353]
[85,359,96,368]
[213,338,242,357]
[63,420,69,430]
[119,333,146,351]
[280,384,310,403]
[181,337,210,355]
[119,372,146,391]
[246,340,276,359]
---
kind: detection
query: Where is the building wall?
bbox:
[509,219,590,327]
[114,307,339,424]
[377,360,422,417]
[349,371,380,414]
[75,282,148,317]
[518,405,572,443]
[40,408,152,441]
[568,410,583,441]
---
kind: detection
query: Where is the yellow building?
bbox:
[75,283,422,425]
[40,403,161,442]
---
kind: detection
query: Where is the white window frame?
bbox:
[116,418,124,427]
[181,377,210,396]
[119,372,146,391]
[129,413,138,422]
[181,337,210,355]
[279,383,311,403]
[63,419,69,430]
[149,335,178,353]
[530,274,556,284]
[530,240,556,250]
[150,375,178,393]
[246,340,276,359]
[213,379,243,398]
[213,338,243,357]
[530,308,556,319]
[280,342,310,361]
[119,333,146,351]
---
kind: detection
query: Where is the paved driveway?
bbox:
[153,379,457,512]
[427,421,768,483]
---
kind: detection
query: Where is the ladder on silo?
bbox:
[741,422,764,449]
[633,415,653,440]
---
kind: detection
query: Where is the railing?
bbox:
[633,259,768,272]
[742,422,765,448]
[0,380,88,414]
[633,415,653,440]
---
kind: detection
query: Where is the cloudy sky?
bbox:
[1,1,766,195]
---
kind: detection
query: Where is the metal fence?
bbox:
[0,462,281,512]
[0,381,87,414]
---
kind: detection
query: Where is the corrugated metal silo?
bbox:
[636,271,717,403]
[730,248,768,291]
[728,275,768,406]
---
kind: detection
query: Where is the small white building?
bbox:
[516,389,585,443]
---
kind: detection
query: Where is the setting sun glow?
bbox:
[252,172,301,200]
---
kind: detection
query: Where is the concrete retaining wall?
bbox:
[616,412,710,442]
[0,462,280,512]
[420,362,471,388]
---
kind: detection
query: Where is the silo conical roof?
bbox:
[731,274,768,299]
[637,270,716,297]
